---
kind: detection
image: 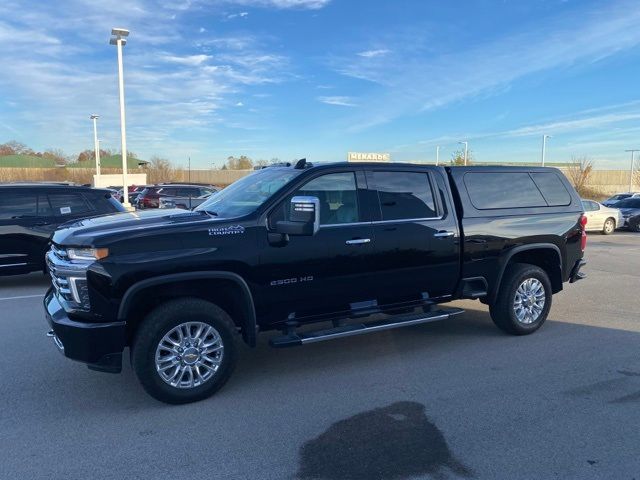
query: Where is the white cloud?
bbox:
[332,0,640,131]
[199,27,206,33]
[235,101,244,106]
[318,96,357,107]
[357,49,390,58]
[227,0,330,9]
[0,0,293,158]
[227,11,249,18]
[162,54,212,66]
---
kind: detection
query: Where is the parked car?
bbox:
[44,162,587,404]
[581,199,622,234]
[113,185,146,204]
[614,197,640,231]
[0,184,125,276]
[136,184,216,209]
[159,187,218,210]
[602,192,640,207]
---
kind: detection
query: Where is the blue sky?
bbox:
[1,0,640,169]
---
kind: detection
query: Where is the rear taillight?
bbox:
[580,214,587,251]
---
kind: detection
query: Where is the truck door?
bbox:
[365,168,460,304]
[0,191,54,273]
[260,170,376,322]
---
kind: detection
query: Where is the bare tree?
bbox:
[146,156,175,183]
[224,155,253,170]
[565,156,598,197]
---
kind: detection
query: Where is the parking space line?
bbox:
[0,294,45,301]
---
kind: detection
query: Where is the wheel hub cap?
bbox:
[155,322,224,389]
[513,278,546,324]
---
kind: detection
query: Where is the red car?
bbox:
[135,184,215,209]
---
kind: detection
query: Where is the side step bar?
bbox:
[269,308,464,348]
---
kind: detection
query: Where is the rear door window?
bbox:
[48,193,93,216]
[530,172,571,206]
[0,192,38,219]
[464,172,547,209]
[371,171,437,220]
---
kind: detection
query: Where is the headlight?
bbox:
[67,247,109,262]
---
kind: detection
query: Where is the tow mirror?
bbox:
[275,196,320,236]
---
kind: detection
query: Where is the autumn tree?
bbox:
[42,148,69,166]
[450,148,474,166]
[146,156,175,184]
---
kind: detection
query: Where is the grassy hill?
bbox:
[0,154,59,167]
[67,154,146,169]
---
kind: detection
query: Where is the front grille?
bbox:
[47,246,90,310]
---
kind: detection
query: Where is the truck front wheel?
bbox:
[490,264,552,335]
[131,298,237,404]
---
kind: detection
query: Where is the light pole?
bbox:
[435,145,440,166]
[624,149,639,192]
[541,134,551,167]
[110,27,131,208]
[458,141,468,165]
[90,114,101,181]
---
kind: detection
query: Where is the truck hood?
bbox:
[52,209,216,246]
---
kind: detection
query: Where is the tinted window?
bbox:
[615,198,640,208]
[48,193,93,216]
[530,172,571,206]
[294,172,359,225]
[581,200,598,212]
[159,187,178,196]
[177,187,200,197]
[372,171,437,220]
[464,172,546,209]
[0,192,38,219]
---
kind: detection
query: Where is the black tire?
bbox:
[602,218,616,235]
[631,219,640,232]
[131,298,237,404]
[489,263,552,335]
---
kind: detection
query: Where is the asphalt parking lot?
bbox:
[1,233,639,480]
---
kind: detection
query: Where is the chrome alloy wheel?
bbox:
[513,278,546,324]
[155,322,224,389]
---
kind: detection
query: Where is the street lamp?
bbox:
[624,149,639,193]
[458,141,468,165]
[90,114,101,182]
[541,134,552,166]
[435,145,440,166]
[110,27,131,208]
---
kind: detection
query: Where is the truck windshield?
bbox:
[195,168,301,218]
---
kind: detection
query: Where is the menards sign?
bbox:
[347,152,391,162]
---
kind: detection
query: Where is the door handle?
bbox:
[433,231,454,238]
[346,238,371,245]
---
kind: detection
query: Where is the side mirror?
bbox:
[275,196,320,236]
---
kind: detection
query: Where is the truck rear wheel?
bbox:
[489,263,552,335]
[131,298,237,404]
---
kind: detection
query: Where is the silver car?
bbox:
[582,199,623,235]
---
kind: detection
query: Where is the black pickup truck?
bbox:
[44,161,587,404]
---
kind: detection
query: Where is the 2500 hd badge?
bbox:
[270,276,314,286]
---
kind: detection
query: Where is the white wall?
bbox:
[93,173,147,188]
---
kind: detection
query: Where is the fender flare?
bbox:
[117,271,257,347]
[490,243,562,303]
